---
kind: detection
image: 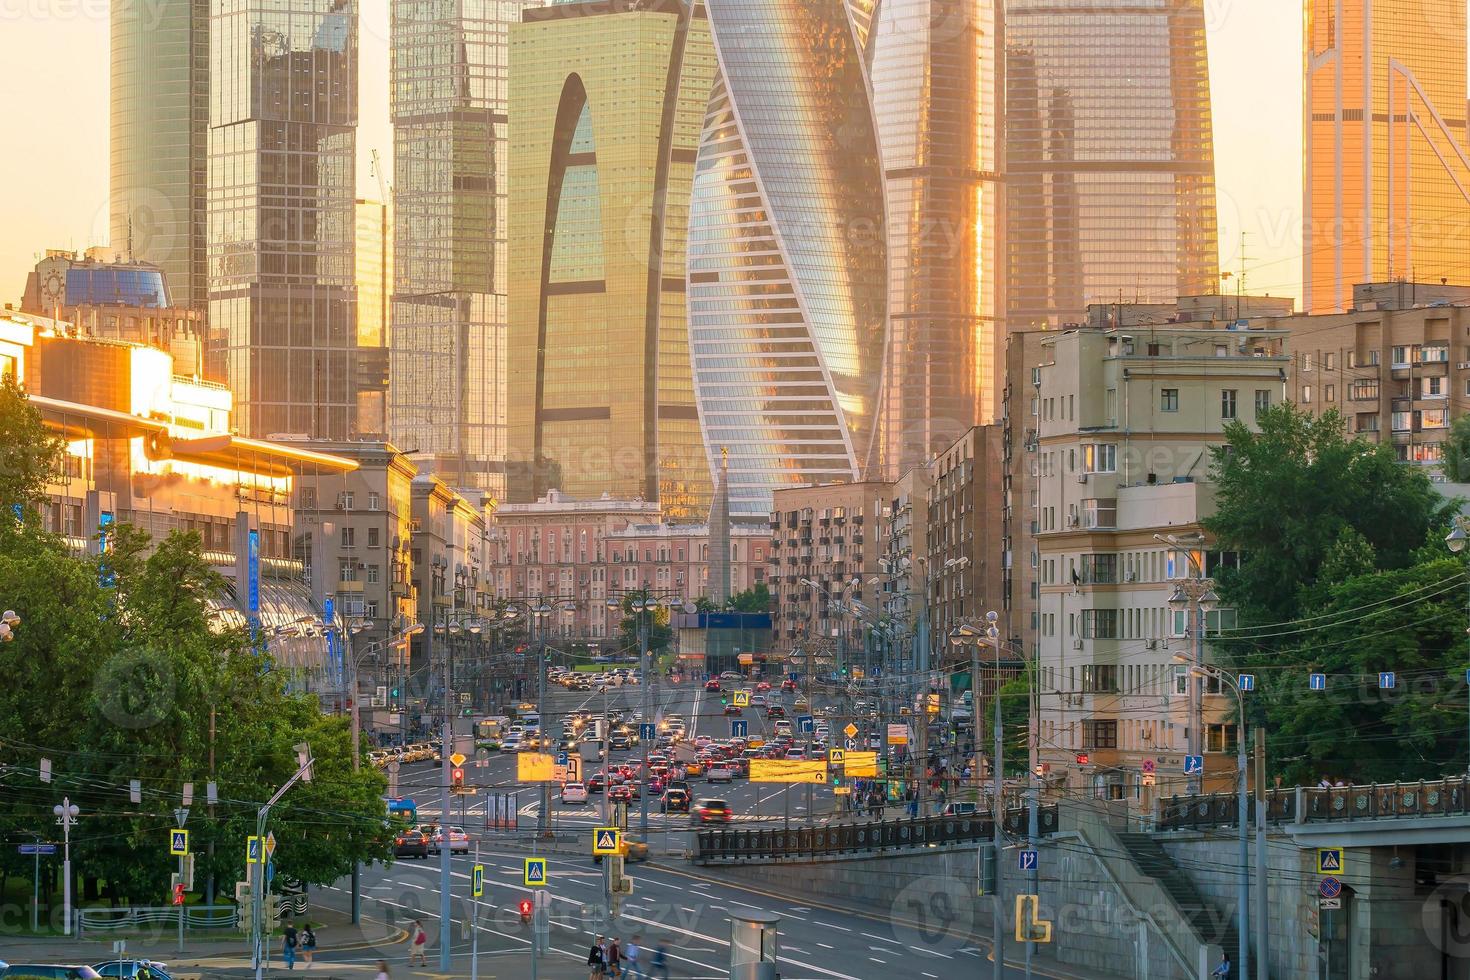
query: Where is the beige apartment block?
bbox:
[1029,323,1289,804]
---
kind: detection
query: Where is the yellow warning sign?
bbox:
[517,753,558,783]
[593,827,621,856]
[749,759,826,784]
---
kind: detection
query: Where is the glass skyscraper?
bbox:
[688,0,887,519]
[507,0,714,519]
[1304,0,1470,313]
[390,0,544,494]
[1004,0,1219,329]
[207,0,360,439]
[870,0,1002,472]
[110,0,210,310]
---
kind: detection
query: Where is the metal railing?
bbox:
[1159,776,1470,832]
[693,805,1060,863]
[74,905,239,936]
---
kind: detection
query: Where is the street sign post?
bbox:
[17,843,56,856]
[1019,850,1039,872]
[170,829,189,856]
[246,836,263,865]
[1309,673,1327,691]
[798,714,814,734]
[264,832,277,862]
[731,719,748,738]
[733,690,750,707]
[593,827,621,856]
[472,864,484,898]
[843,723,859,739]
[639,723,656,741]
[1183,755,1204,776]
[1317,848,1344,874]
[1319,876,1342,899]
[525,857,548,886]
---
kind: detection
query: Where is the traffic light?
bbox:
[451,767,465,792]
[1075,753,1090,766]
[172,882,186,906]
[517,899,533,923]
[391,686,400,699]
[721,695,729,705]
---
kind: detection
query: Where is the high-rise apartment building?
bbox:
[110,0,209,310]
[1304,0,1470,313]
[355,200,392,437]
[871,0,1002,471]
[688,0,887,519]
[207,0,360,440]
[390,0,542,493]
[507,0,714,517]
[1004,0,1219,330]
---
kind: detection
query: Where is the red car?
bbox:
[756,681,772,693]
[609,783,639,803]
[781,679,798,692]
[696,799,733,824]
[766,705,786,718]
[723,704,742,715]
[705,680,721,692]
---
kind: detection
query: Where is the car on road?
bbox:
[707,765,735,784]
[93,962,173,980]
[593,835,649,865]
[609,783,640,803]
[609,733,632,750]
[2,967,102,979]
[940,802,979,817]
[766,704,787,718]
[587,773,607,793]
[429,826,471,855]
[393,828,430,859]
[720,671,743,681]
[755,681,771,693]
[704,679,721,692]
[781,679,799,692]
[562,782,589,804]
[773,720,792,736]
[660,787,691,813]
[683,760,704,778]
[722,703,742,716]
[695,799,733,824]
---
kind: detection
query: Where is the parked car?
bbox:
[94,962,173,980]
[393,828,430,859]
[2,967,102,979]
[707,765,735,784]
[562,782,589,804]
[695,799,733,824]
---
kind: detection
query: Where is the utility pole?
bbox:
[438,621,454,973]
[639,593,652,837]
[1254,728,1269,980]
[54,798,79,936]
[252,747,314,980]
[988,614,1004,980]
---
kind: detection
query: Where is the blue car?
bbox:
[93,961,173,980]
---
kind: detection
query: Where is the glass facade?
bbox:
[110,0,210,310]
[1005,0,1219,329]
[507,0,714,519]
[390,1,542,494]
[207,0,360,439]
[870,0,1001,473]
[64,267,170,309]
[688,0,888,519]
[1304,0,1469,313]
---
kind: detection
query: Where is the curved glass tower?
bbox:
[1005,0,1219,329]
[688,0,887,519]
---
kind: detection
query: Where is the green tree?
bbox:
[0,374,62,517]
[727,583,772,613]
[617,590,673,654]
[1206,403,1447,625]
[1442,413,1470,482]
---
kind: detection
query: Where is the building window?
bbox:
[1424,375,1445,398]
[1324,384,1336,402]
[1324,352,1336,370]
[1079,554,1118,584]
[1160,389,1179,412]
[341,526,355,548]
[1301,385,1313,404]
[1082,719,1118,749]
[1081,665,1119,693]
[1254,389,1272,416]
[339,491,354,510]
[366,564,380,584]
[367,526,380,548]
[1081,609,1119,639]
[1083,444,1116,473]
[367,492,381,511]
[1422,344,1449,363]
[1301,352,1314,372]
[300,487,317,509]
[1221,389,1237,420]
[1206,724,1239,753]
[338,558,357,582]
[1348,380,1378,401]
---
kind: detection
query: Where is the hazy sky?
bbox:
[0,1,1302,306]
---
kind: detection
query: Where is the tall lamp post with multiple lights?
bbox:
[950,611,1003,980]
[1155,532,1219,795]
[1445,518,1470,780]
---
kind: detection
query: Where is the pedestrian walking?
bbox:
[625,933,646,979]
[374,960,391,980]
[409,919,429,967]
[301,923,317,967]
[282,921,299,971]
[608,935,623,977]
[1211,952,1232,977]
[651,940,670,979]
[587,935,607,979]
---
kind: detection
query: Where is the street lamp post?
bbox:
[1156,533,1219,796]
[1444,519,1470,780]
[951,611,1003,980]
[53,797,79,936]
[1179,658,1250,978]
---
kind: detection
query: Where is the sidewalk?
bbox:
[0,904,405,979]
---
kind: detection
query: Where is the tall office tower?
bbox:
[688,0,888,520]
[1304,0,1470,313]
[871,0,1003,475]
[390,0,543,495]
[507,0,715,519]
[208,0,360,440]
[1005,0,1218,329]
[355,199,392,437]
[110,0,209,310]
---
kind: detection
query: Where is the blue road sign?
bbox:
[1379,671,1396,690]
[1320,875,1342,899]
[556,752,569,766]
[17,843,56,856]
[731,719,748,738]
[1019,849,1039,871]
[639,723,656,741]
[845,737,857,750]
[1309,673,1327,691]
[1239,674,1255,692]
[798,715,814,734]
[1183,755,1205,776]
[524,857,547,886]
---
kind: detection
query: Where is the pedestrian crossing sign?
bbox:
[733,690,750,707]
[170,829,189,856]
[525,857,548,886]
[472,864,484,898]
[593,827,621,856]
[828,748,846,765]
[246,836,263,865]
[1317,848,1344,874]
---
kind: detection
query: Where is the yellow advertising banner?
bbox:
[749,759,827,784]
[517,752,558,783]
[843,751,878,777]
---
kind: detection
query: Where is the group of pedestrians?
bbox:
[586,932,670,978]
[279,920,317,970]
